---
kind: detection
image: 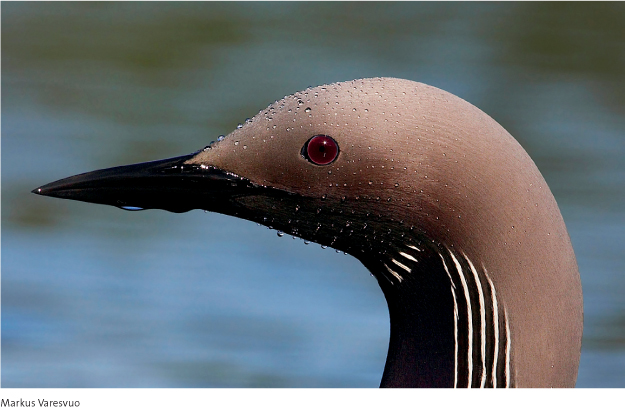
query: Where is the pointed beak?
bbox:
[33,153,258,213]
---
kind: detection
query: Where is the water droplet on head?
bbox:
[277,231,284,237]
[305,107,311,112]
[217,135,225,141]
[236,123,243,129]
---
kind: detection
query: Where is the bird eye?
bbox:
[303,135,339,165]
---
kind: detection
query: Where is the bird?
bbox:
[33,77,583,388]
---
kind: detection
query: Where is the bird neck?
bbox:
[359,241,512,388]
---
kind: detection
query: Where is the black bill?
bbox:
[32,153,259,214]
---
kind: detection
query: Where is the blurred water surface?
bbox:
[2,2,624,387]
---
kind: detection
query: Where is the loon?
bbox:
[33,78,583,387]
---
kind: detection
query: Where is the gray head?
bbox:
[34,77,582,387]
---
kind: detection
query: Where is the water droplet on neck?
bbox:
[217,135,225,141]
[277,231,284,237]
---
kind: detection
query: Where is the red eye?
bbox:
[305,135,339,165]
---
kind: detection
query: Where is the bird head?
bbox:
[35,78,507,258]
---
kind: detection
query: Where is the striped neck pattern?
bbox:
[362,241,512,388]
